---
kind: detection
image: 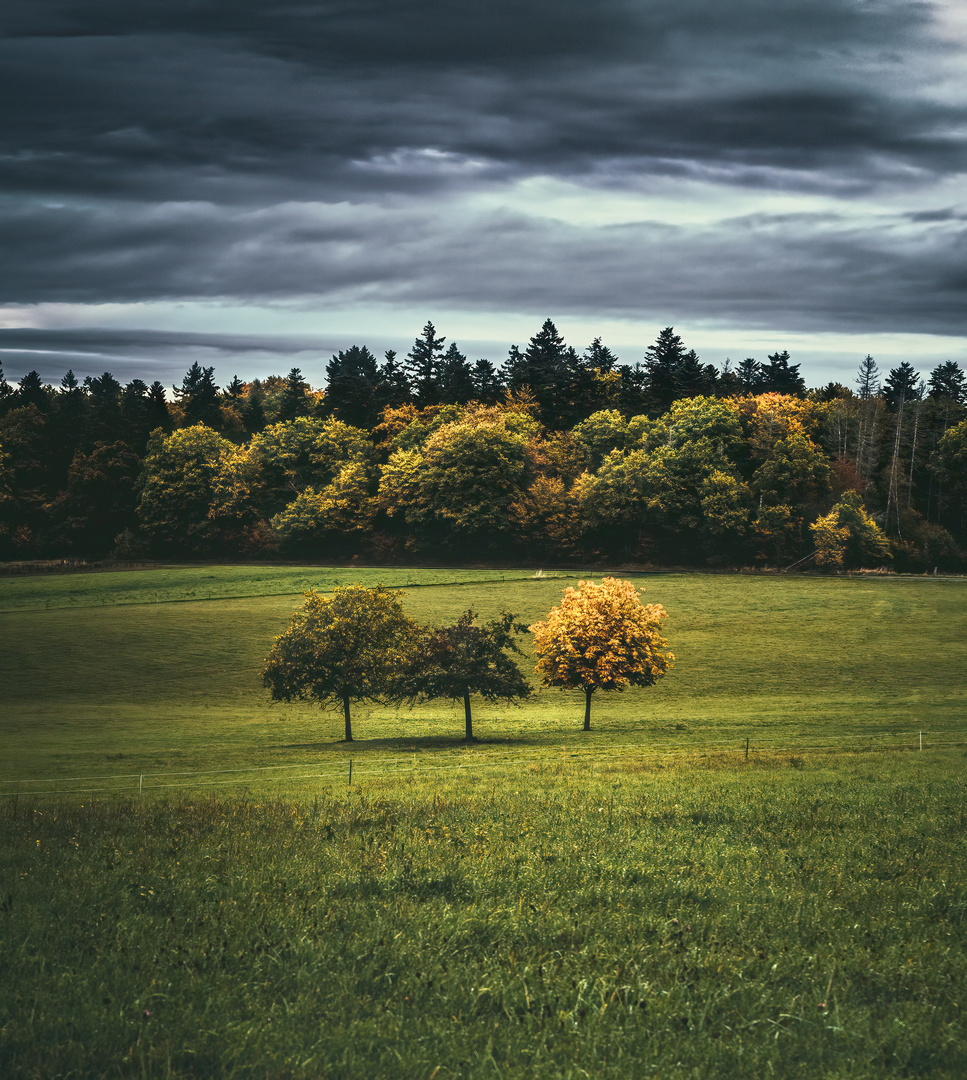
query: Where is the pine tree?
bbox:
[175,362,221,428]
[145,381,173,435]
[883,363,924,534]
[927,361,965,405]
[471,359,503,403]
[406,321,447,406]
[326,346,382,427]
[0,363,13,417]
[17,370,50,413]
[854,355,881,482]
[241,380,268,435]
[438,342,475,404]
[502,319,569,422]
[378,350,412,410]
[643,327,687,414]
[856,354,880,399]
[276,367,315,422]
[761,351,806,396]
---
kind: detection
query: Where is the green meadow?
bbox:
[2,566,965,788]
[2,566,966,1077]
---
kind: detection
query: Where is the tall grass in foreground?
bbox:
[2,755,965,1079]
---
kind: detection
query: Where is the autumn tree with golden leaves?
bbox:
[529,577,673,731]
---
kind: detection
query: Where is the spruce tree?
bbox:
[644,327,687,414]
[405,321,447,406]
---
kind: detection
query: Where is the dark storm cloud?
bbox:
[1,0,958,201]
[1,0,965,336]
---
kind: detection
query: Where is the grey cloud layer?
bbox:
[3,197,965,335]
[1,0,965,335]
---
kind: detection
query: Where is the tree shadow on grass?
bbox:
[280,731,558,753]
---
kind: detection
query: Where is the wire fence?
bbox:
[3,729,965,798]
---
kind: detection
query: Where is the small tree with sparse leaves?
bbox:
[393,609,531,741]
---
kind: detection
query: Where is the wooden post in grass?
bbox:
[745,738,749,761]
[349,759,353,786]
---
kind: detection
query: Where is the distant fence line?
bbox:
[2,730,964,798]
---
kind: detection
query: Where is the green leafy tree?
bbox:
[510,475,587,559]
[582,398,747,558]
[809,491,891,568]
[394,610,532,741]
[48,441,141,555]
[136,425,258,555]
[261,586,420,742]
[930,419,967,537]
[571,409,630,469]
[270,461,375,551]
[248,416,371,517]
[378,409,537,549]
[530,578,673,731]
[751,432,831,560]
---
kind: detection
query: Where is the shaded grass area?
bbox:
[0,564,532,613]
[2,570,965,790]
[2,756,965,1079]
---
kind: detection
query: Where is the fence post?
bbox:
[919,731,922,752]
[349,759,353,786]
[745,738,749,761]
[139,774,143,796]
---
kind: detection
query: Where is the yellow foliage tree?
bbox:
[529,578,673,731]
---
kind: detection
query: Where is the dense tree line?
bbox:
[1,322,965,570]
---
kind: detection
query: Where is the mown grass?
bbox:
[2,756,965,1079]
[0,564,528,614]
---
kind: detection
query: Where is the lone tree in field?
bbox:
[530,578,673,731]
[260,585,419,742]
[394,609,532,741]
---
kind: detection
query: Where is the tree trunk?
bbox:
[584,687,593,731]
[343,694,353,742]
[463,689,474,742]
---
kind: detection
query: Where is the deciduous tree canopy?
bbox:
[260,585,420,742]
[530,578,673,731]
[393,609,532,741]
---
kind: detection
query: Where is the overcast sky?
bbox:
[2,0,967,392]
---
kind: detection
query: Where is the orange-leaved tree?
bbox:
[529,577,673,731]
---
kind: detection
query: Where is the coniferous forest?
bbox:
[1,319,965,571]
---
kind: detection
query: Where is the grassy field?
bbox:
[1,566,965,790]
[2,758,965,1079]
[2,566,965,1077]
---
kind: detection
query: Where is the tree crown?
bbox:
[530,577,673,694]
